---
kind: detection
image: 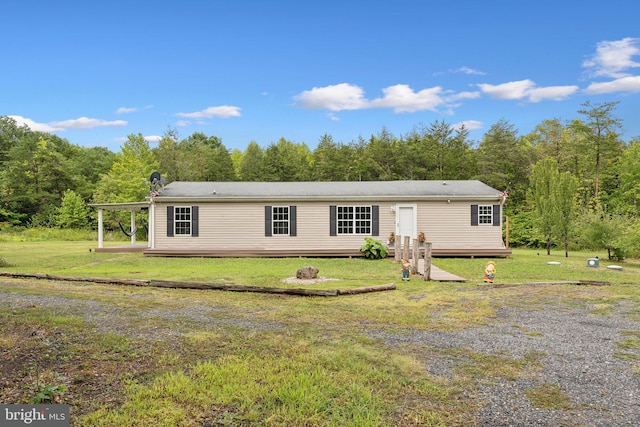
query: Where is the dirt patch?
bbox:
[281,276,340,285]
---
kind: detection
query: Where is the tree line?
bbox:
[1,101,639,257]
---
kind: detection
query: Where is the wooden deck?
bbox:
[143,247,511,258]
[95,244,148,253]
[390,248,512,258]
[143,248,366,257]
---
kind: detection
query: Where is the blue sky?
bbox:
[2,0,639,152]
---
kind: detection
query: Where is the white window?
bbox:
[478,205,493,225]
[174,206,191,235]
[272,206,290,235]
[337,206,371,235]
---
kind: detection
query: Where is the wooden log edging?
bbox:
[337,283,396,295]
[0,271,149,287]
[477,280,611,289]
[0,272,395,297]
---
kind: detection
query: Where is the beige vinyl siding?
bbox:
[155,202,387,252]
[416,201,505,249]
[153,200,505,252]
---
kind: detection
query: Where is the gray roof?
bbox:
[153,180,503,202]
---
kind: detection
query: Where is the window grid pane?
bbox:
[175,207,191,235]
[478,205,493,225]
[272,206,289,235]
[337,206,371,235]
[355,206,371,234]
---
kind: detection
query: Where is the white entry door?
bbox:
[396,205,417,240]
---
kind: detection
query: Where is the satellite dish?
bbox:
[150,171,161,184]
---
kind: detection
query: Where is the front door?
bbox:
[396,205,416,241]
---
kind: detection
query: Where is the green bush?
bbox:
[359,237,388,260]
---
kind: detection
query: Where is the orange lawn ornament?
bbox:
[401,259,411,281]
[484,261,496,283]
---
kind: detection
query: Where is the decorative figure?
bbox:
[484,261,496,283]
[401,259,411,281]
[418,231,426,244]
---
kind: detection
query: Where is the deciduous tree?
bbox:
[93,134,159,204]
[56,189,91,229]
[575,101,624,201]
[528,158,561,255]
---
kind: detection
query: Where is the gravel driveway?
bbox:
[2,282,639,426]
[368,304,640,426]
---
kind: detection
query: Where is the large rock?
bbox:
[296,266,319,279]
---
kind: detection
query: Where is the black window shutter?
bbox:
[372,205,379,236]
[471,205,478,226]
[191,206,199,236]
[329,205,337,236]
[167,206,174,236]
[289,206,297,236]
[265,206,272,236]
[492,204,501,226]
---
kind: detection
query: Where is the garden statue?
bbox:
[484,261,496,283]
[401,259,411,281]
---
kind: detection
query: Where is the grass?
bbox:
[0,241,398,290]
[525,383,574,410]
[1,240,640,425]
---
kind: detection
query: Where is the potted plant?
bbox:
[418,231,426,247]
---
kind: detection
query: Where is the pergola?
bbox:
[90,202,150,252]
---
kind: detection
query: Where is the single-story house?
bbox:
[93,180,511,257]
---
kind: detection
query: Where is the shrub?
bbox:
[359,237,388,260]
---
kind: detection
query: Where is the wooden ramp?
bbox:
[417,259,467,282]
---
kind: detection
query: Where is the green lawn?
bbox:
[2,241,638,288]
[1,241,639,426]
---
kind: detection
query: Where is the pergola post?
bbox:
[149,202,155,249]
[130,210,136,245]
[98,209,104,249]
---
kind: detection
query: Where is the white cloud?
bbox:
[9,115,60,132]
[452,66,486,76]
[114,135,161,144]
[293,83,368,111]
[370,84,444,113]
[294,83,464,113]
[9,115,127,132]
[478,79,578,102]
[585,75,640,94]
[175,106,241,119]
[528,85,580,102]
[115,107,137,114]
[445,91,482,102]
[50,117,127,129]
[453,120,483,131]
[175,120,190,127]
[478,80,536,100]
[144,135,162,143]
[115,105,153,114]
[583,37,640,78]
